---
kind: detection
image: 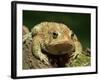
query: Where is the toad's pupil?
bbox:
[53,32,58,39]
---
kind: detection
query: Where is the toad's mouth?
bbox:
[41,43,75,55]
[41,48,68,56]
[41,47,75,56]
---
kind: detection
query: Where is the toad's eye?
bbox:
[52,32,58,39]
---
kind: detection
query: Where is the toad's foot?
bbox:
[34,52,50,65]
[39,53,50,65]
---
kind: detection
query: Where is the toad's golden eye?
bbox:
[52,32,58,39]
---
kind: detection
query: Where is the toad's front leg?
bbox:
[32,36,49,65]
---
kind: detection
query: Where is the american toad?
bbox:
[31,22,82,66]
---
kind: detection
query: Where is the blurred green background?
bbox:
[23,10,90,48]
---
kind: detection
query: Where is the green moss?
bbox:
[66,53,91,67]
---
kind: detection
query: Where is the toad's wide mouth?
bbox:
[41,48,68,55]
[41,43,75,55]
[41,47,75,56]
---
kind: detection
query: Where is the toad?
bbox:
[31,22,82,66]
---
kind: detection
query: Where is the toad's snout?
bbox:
[55,41,74,52]
[45,39,75,55]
